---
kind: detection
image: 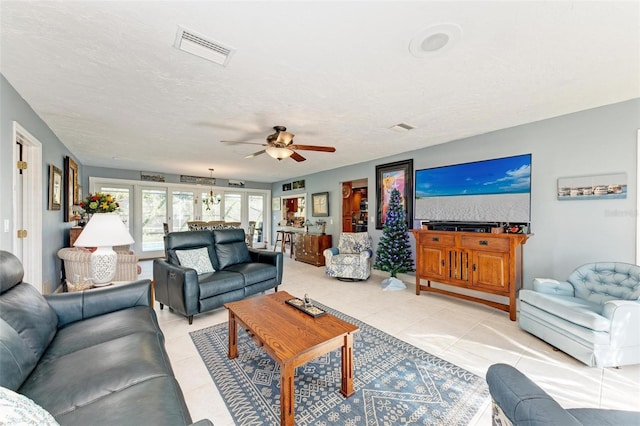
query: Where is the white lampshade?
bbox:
[266,146,294,160]
[74,213,134,284]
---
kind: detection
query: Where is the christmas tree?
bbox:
[374,188,414,278]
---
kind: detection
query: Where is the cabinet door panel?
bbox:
[472,251,509,293]
[310,235,319,251]
[448,249,470,282]
[419,246,446,278]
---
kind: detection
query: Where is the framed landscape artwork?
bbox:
[557,173,627,201]
[375,159,413,229]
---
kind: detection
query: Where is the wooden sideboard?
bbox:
[412,230,530,321]
[295,234,332,267]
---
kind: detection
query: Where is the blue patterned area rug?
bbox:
[190,302,490,425]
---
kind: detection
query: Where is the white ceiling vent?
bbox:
[174,26,235,67]
[389,123,415,132]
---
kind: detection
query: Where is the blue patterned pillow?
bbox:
[175,248,215,274]
[0,386,59,425]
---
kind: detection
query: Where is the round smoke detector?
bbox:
[409,23,462,57]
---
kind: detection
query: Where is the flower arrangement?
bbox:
[79,192,120,214]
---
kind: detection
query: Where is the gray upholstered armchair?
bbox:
[519,262,640,367]
[323,232,373,281]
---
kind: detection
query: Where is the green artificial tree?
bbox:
[374,188,414,284]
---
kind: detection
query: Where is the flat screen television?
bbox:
[414,154,531,225]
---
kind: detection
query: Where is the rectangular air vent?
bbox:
[174,26,235,67]
[389,123,416,132]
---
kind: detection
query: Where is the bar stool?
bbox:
[274,230,286,252]
[284,231,294,258]
[273,230,295,258]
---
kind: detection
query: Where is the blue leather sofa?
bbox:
[519,262,640,367]
[0,250,211,425]
[487,363,640,425]
[153,229,283,324]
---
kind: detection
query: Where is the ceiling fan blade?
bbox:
[290,151,306,162]
[221,140,267,146]
[290,144,336,152]
[245,150,266,159]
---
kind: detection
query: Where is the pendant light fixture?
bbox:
[203,168,221,210]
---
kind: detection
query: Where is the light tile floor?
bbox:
[142,257,640,425]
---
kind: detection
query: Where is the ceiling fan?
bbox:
[221,125,336,162]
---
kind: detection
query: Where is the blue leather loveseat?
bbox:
[153,229,283,324]
[0,250,211,425]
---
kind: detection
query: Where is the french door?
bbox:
[140,187,167,258]
[171,190,196,232]
[248,193,266,245]
[89,177,270,259]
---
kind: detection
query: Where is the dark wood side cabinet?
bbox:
[295,234,332,267]
[69,226,83,247]
[412,230,530,321]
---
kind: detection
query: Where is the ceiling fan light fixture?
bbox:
[266,146,294,160]
[276,130,295,145]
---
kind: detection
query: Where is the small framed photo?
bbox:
[48,164,62,210]
[312,192,329,217]
[64,156,79,222]
[272,196,281,211]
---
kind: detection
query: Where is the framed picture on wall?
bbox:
[64,156,78,222]
[557,173,627,200]
[311,192,329,217]
[48,165,62,210]
[272,197,281,211]
[375,159,413,229]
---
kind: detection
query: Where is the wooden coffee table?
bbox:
[224,291,358,426]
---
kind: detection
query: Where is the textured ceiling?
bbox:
[1,1,638,183]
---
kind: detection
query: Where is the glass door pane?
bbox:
[248,194,265,245]
[224,193,242,222]
[141,188,167,257]
[172,191,195,231]
[201,191,222,221]
[97,185,132,233]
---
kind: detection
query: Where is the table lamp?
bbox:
[73,213,134,284]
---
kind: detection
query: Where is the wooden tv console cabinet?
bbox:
[412,230,530,321]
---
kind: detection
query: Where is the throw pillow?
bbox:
[175,248,215,275]
[0,386,59,426]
